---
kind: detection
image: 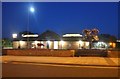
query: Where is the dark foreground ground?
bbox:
[2,62,119,77]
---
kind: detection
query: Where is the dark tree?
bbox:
[98,34,117,42]
[2,38,12,48]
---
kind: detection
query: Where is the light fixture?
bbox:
[47,41,51,44]
[30,7,35,13]
[12,33,17,38]
[19,41,25,45]
[54,41,58,49]
[60,40,64,45]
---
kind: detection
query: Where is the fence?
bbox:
[2,49,75,57]
[3,49,119,57]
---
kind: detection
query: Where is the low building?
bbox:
[12,30,116,49]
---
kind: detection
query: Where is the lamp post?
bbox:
[27,6,35,49]
[30,7,35,13]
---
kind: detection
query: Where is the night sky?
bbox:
[2,2,118,39]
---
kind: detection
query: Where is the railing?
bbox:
[74,49,108,57]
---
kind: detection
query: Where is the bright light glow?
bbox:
[117,40,120,42]
[54,41,58,49]
[60,40,65,49]
[47,41,51,49]
[60,40,64,45]
[12,33,17,38]
[22,34,38,37]
[47,41,51,44]
[79,40,83,44]
[30,7,35,13]
[63,34,82,37]
[86,42,89,46]
[109,42,112,45]
[93,36,99,41]
[79,40,84,46]
[96,42,107,47]
[41,41,44,44]
[19,41,25,46]
[109,42,116,48]
[34,41,40,48]
[40,41,44,48]
[113,43,116,48]
[34,41,40,44]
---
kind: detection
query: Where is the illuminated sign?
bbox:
[63,34,82,37]
[117,40,120,42]
[22,34,38,37]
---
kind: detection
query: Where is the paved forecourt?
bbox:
[1,56,119,67]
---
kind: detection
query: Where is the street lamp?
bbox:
[27,6,35,49]
[12,33,17,38]
[30,7,35,13]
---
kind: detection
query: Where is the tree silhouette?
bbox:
[91,28,99,41]
[83,28,99,49]
[2,38,12,48]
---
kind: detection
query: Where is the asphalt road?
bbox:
[2,62,119,77]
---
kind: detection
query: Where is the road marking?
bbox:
[3,61,119,69]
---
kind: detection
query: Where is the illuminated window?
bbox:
[113,43,116,48]
[109,42,112,45]
[47,41,51,44]
[54,41,58,49]
[86,42,89,46]
[34,41,40,44]
[60,40,64,45]
[96,42,108,48]
[40,41,44,48]
[60,40,65,49]
[19,41,25,46]
[79,40,83,46]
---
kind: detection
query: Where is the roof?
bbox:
[13,30,84,41]
[37,30,61,41]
